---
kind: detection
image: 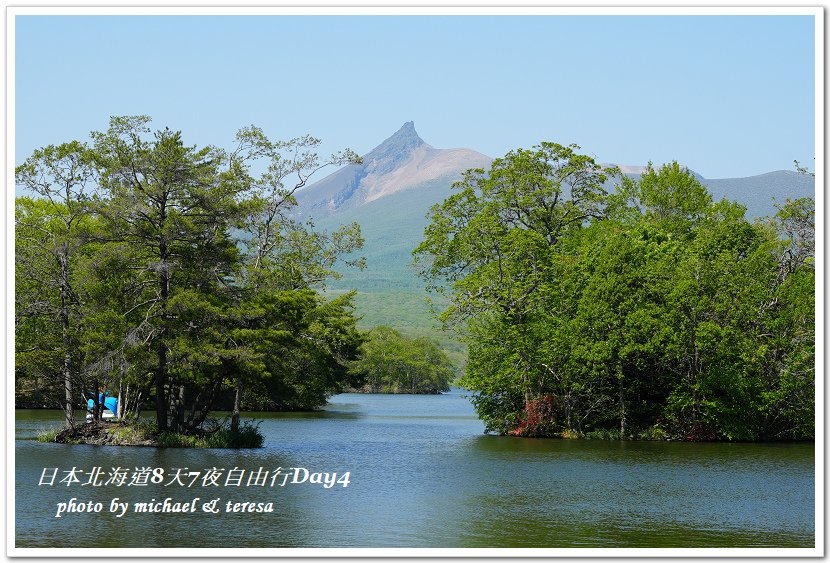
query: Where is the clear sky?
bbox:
[14,12,816,179]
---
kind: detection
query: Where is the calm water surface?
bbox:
[15,390,815,548]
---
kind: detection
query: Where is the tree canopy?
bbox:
[415,148,814,441]
[349,326,454,394]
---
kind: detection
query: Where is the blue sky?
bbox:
[14,13,816,178]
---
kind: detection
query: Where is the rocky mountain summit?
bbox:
[295,122,491,216]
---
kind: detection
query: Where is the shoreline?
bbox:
[39,420,264,448]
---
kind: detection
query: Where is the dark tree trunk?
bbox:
[166,379,183,433]
[619,379,627,439]
[155,237,170,431]
[155,344,168,431]
[117,362,125,420]
[59,249,73,428]
[92,377,101,421]
[231,378,242,433]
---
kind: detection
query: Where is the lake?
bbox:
[14,390,815,550]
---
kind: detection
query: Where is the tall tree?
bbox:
[222,126,363,431]
[414,142,617,425]
[15,142,97,427]
[91,116,244,432]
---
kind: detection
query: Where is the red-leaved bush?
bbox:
[508,395,559,437]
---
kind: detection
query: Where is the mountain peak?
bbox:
[395,121,419,139]
[366,121,425,163]
[295,122,490,215]
[400,120,416,133]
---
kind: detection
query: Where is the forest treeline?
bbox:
[415,144,814,441]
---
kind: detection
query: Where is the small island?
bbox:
[40,418,264,448]
[348,326,454,394]
[32,324,456,447]
[413,150,814,442]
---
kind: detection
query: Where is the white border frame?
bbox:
[5,4,824,559]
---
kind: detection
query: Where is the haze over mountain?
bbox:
[608,165,813,219]
[701,170,813,218]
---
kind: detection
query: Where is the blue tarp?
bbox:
[87,393,117,415]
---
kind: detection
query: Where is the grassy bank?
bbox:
[37,420,264,448]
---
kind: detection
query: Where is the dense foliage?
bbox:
[415,144,814,441]
[15,116,365,433]
[349,326,454,394]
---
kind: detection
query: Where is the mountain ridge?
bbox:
[295,122,491,216]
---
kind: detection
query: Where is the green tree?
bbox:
[225,126,363,430]
[15,141,98,427]
[751,197,815,438]
[350,326,454,394]
[415,143,615,326]
[91,116,245,432]
[238,291,364,411]
[414,142,617,428]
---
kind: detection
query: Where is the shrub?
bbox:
[508,395,559,437]
[157,420,264,449]
[584,428,623,440]
[106,419,157,444]
[35,428,61,443]
[638,425,670,441]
